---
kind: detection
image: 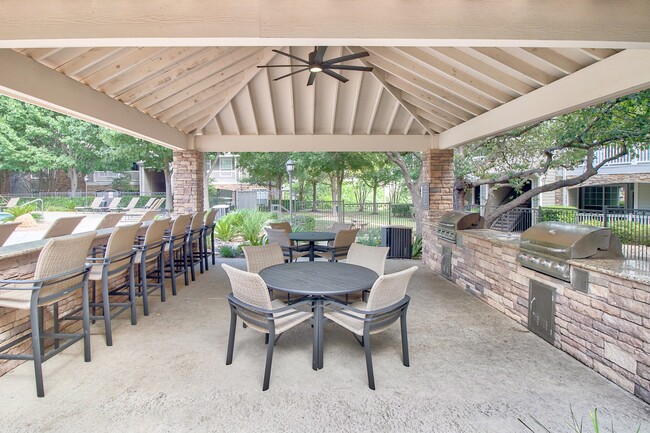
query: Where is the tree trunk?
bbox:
[68,167,78,195]
[386,152,423,235]
[311,180,318,211]
[372,184,378,214]
[453,177,468,210]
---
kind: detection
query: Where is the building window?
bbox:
[580,185,625,210]
[219,159,233,171]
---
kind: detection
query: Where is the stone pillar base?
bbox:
[173,150,205,214]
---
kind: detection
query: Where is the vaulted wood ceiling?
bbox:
[1,1,650,152]
[14,45,619,138]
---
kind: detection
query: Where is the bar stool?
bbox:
[85,223,141,346]
[201,208,218,270]
[0,232,95,397]
[187,211,206,281]
[164,214,191,296]
[133,219,169,316]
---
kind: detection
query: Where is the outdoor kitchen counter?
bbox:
[457,229,650,284]
[568,258,650,285]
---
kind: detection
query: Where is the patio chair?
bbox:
[243,243,286,301]
[242,244,285,274]
[222,264,313,391]
[323,265,418,390]
[345,243,390,301]
[264,227,309,262]
[163,214,191,296]
[42,215,86,239]
[74,196,103,213]
[0,231,96,397]
[313,228,359,262]
[118,197,140,212]
[94,212,125,230]
[101,197,123,213]
[134,210,159,223]
[133,218,169,316]
[329,222,353,233]
[269,221,292,233]
[1,197,20,211]
[201,208,218,269]
[187,211,206,281]
[83,223,140,346]
[0,221,20,247]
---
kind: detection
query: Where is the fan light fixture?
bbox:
[257,46,373,86]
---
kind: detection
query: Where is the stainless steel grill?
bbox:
[436,211,484,243]
[517,221,623,281]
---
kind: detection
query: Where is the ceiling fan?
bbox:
[257,46,373,86]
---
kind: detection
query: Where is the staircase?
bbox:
[490,209,525,232]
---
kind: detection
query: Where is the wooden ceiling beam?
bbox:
[0,49,187,149]
[195,134,433,152]
[438,49,650,149]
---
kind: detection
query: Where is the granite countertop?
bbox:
[461,229,521,247]
[569,258,650,285]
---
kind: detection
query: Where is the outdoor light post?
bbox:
[136,160,145,195]
[84,174,89,205]
[285,159,295,225]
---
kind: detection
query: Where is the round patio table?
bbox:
[259,261,378,370]
[288,231,336,261]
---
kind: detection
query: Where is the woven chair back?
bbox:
[330,222,353,232]
[269,221,292,234]
[264,227,291,248]
[332,228,360,248]
[144,218,170,245]
[243,244,285,274]
[43,216,85,239]
[95,212,124,230]
[346,243,389,276]
[34,232,96,301]
[136,210,158,223]
[366,266,417,311]
[190,211,206,230]
[204,208,218,227]
[222,264,272,311]
[171,214,192,237]
[104,223,141,273]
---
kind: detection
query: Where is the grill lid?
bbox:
[438,211,482,230]
[519,221,622,260]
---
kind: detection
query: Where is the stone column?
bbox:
[421,149,454,270]
[172,150,205,214]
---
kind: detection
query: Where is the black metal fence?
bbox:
[260,200,416,245]
[467,205,650,260]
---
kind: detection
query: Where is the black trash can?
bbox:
[381,225,412,259]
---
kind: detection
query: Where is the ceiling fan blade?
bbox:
[307,72,317,86]
[322,69,349,83]
[326,65,374,72]
[258,65,306,68]
[272,49,309,64]
[272,68,309,81]
[324,51,370,64]
[314,46,327,64]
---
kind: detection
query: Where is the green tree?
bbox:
[101,131,174,210]
[359,153,400,213]
[386,151,424,234]
[454,89,650,227]
[237,152,290,202]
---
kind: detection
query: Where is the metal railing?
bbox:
[258,200,416,244]
[467,205,650,261]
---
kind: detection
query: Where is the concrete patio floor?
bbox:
[0,258,648,432]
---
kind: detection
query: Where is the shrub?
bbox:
[292,215,316,231]
[391,203,414,218]
[4,203,36,220]
[540,206,578,223]
[218,244,242,258]
[356,227,382,246]
[42,197,86,211]
[214,218,237,242]
[581,218,650,246]
[411,234,422,259]
[235,209,273,245]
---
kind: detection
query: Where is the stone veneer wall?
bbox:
[173,150,204,214]
[421,149,454,263]
[424,232,650,404]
